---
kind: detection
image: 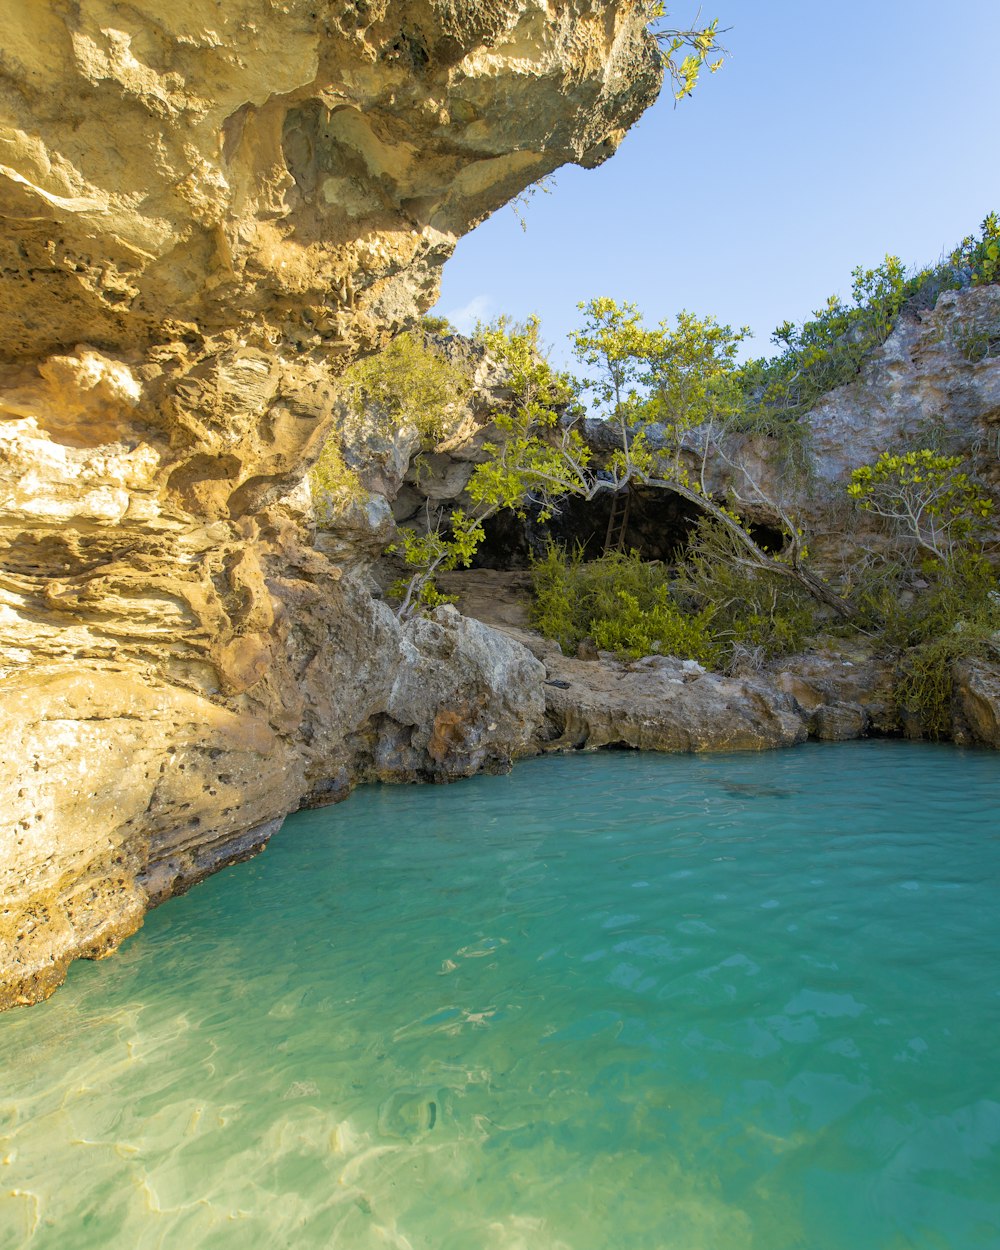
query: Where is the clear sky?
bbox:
[432,0,1000,368]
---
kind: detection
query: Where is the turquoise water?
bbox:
[2,742,999,1249]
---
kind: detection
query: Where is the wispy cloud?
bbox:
[442,294,492,335]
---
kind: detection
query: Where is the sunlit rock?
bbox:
[0,1,662,1008]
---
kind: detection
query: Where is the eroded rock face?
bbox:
[496,628,809,752]
[333,604,546,789]
[771,645,900,739]
[0,2,661,1007]
[952,657,1000,748]
[692,286,1000,568]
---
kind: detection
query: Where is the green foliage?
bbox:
[388,510,486,618]
[853,554,1000,738]
[338,329,470,441]
[530,544,718,663]
[676,518,817,667]
[643,308,751,430]
[469,316,587,519]
[529,537,815,669]
[570,297,654,415]
[847,449,993,562]
[530,529,817,670]
[572,298,749,425]
[420,314,456,335]
[589,589,718,663]
[738,213,1000,426]
[309,436,363,524]
[948,211,1000,287]
[528,542,582,652]
[569,296,751,486]
[311,328,472,524]
[738,255,909,423]
[844,452,1000,734]
[644,5,726,99]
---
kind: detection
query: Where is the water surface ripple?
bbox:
[2,742,999,1248]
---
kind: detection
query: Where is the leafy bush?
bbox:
[530,544,717,664]
[948,211,1000,288]
[886,555,1000,737]
[845,543,1000,738]
[844,443,1000,736]
[468,316,585,522]
[675,517,817,667]
[589,589,719,663]
[847,449,993,562]
[338,329,471,440]
[736,213,999,427]
[311,328,472,525]
[310,436,363,524]
[737,255,909,424]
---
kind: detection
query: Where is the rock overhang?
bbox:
[0,1,664,1008]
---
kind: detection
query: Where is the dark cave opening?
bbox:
[470,487,787,571]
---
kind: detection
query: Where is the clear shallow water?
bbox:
[2,742,999,1250]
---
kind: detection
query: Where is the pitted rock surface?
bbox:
[0,1,661,1008]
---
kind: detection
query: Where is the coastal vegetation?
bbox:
[311,213,1000,734]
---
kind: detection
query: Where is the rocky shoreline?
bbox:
[1,2,998,1013]
[421,580,1000,758]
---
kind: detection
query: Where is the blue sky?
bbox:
[433,0,1000,367]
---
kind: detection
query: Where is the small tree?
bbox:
[847,449,994,563]
[389,317,579,618]
[467,300,851,617]
[644,4,726,100]
[847,449,999,737]
[390,510,485,619]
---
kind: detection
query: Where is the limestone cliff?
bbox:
[0,2,662,1008]
[370,288,1000,573]
[689,286,1000,568]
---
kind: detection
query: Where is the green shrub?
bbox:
[589,588,718,663]
[843,451,999,735]
[675,517,817,667]
[530,544,717,664]
[849,552,1000,737]
[309,435,363,524]
[736,213,999,427]
[338,329,471,440]
[847,449,993,562]
[529,541,583,653]
[948,211,1000,288]
[311,328,472,524]
[737,255,909,424]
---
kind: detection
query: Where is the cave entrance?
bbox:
[470,485,706,571]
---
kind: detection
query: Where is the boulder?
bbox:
[952,657,1000,748]
[772,645,900,738]
[504,636,810,753]
[335,606,546,786]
